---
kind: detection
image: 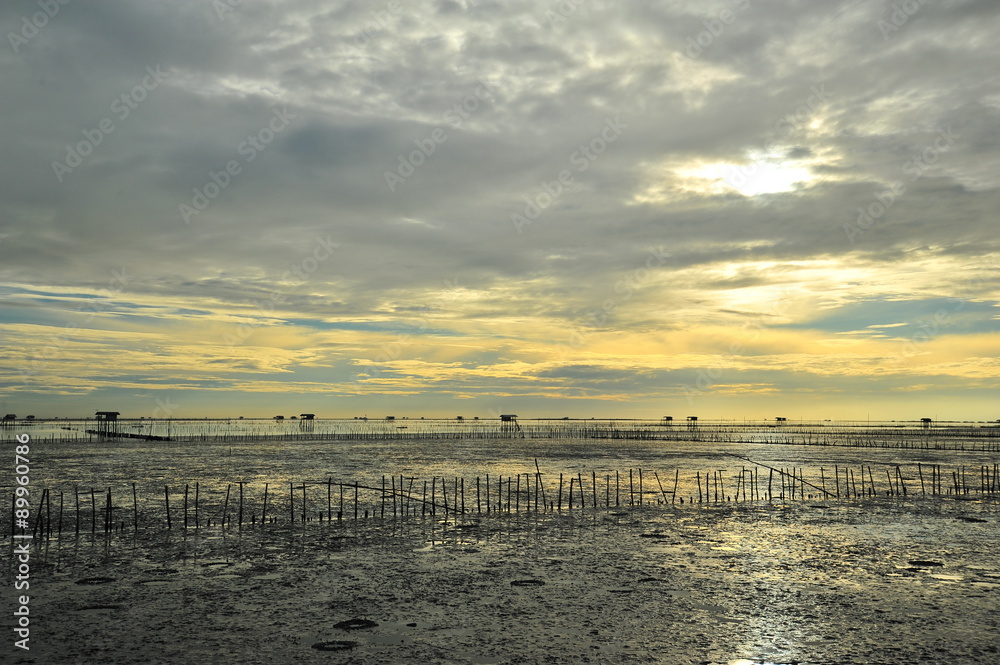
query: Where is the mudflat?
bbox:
[17,496,999,665]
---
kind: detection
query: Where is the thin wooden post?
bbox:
[222,484,231,529]
[91,488,96,534]
[194,483,200,530]
[289,483,295,524]
[672,469,679,505]
[557,474,564,510]
[262,483,269,526]
[164,486,170,530]
[238,482,244,530]
[301,483,307,523]
[654,472,668,504]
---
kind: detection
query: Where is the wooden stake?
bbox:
[261,483,269,526]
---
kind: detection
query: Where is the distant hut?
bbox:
[1,414,15,428]
[661,416,673,426]
[273,415,284,421]
[921,417,932,430]
[299,413,315,432]
[686,415,698,429]
[385,416,395,421]
[95,411,120,437]
[456,416,464,421]
[500,414,521,435]
[776,417,787,426]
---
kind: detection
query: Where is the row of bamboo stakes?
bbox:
[11,463,1000,540]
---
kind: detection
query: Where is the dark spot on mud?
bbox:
[311,640,358,651]
[958,516,987,523]
[201,561,233,567]
[75,577,116,585]
[406,622,418,627]
[333,618,379,630]
[639,533,671,539]
[638,577,663,583]
[909,560,945,567]
[510,579,545,587]
[75,605,123,612]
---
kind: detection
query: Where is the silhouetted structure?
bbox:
[1,414,15,428]
[500,414,521,434]
[921,417,932,430]
[686,416,698,429]
[95,411,120,436]
[776,417,787,425]
[299,413,315,432]
[661,416,673,426]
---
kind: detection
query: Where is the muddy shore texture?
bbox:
[10,495,999,665]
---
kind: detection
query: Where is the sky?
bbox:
[1,0,998,421]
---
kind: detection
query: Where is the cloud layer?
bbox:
[1,0,998,419]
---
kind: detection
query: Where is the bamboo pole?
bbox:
[262,483,269,526]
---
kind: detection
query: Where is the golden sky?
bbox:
[1,0,998,420]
